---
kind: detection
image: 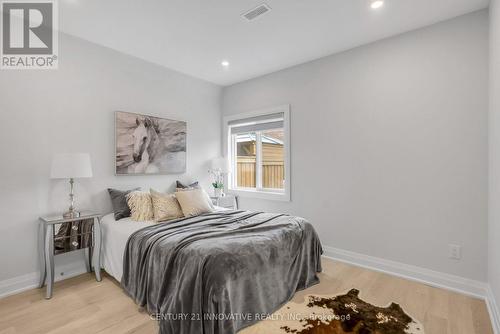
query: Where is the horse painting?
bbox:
[115,111,186,175]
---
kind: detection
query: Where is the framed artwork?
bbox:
[115,111,186,175]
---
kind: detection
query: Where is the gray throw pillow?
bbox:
[108,187,140,220]
[176,181,199,189]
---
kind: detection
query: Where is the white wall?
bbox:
[489,0,500,314]
[0,33,222,281]
[223,11,488,281]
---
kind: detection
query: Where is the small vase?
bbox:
[214,188,223,198]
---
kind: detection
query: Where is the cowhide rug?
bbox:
[243,289,424,334]
[280,289,424,334]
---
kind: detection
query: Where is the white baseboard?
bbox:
[322,245,488,299]
[486,285,500,334]
[0,263,87,299]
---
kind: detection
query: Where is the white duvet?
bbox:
[101,213,154,282]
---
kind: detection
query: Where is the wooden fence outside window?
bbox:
[237,157,284,189]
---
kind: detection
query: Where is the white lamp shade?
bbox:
[50,153,93,179]
[211,157,229,173]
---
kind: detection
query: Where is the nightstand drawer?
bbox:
[54,232,93,254]
[210,195,238,210]
[53,218,94,254]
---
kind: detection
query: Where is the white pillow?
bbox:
[175,189,214,217]
[176,186,215,210]
[175,185,215,211]
[126,191,154,221]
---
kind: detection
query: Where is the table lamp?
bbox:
[50,153,93,218]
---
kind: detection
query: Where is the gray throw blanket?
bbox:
[122,210,322,334]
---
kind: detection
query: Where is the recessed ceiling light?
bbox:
[371,0,384,9]
[221,60,230,67]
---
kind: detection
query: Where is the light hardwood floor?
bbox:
[0,258,493,334]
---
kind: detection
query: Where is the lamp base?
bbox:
[63,210,81,219]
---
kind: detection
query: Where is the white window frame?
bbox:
[223,105,291,201]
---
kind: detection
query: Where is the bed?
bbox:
[101,206,232,281]
[101,209,322,334]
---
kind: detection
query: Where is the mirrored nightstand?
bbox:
[210,195,238,210]
[38,211,102,299]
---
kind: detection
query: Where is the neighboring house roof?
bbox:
[236,133,283,145]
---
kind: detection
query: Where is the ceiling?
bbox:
[59,0,489,86]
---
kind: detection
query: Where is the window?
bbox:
[224,105,290,201]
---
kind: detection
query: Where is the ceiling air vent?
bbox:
[242,4,271,21]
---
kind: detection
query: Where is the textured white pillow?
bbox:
[150,189,184,222]
[175,189,214,217]
[126,191,154,221]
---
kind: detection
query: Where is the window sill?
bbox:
[228,188,290,202]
